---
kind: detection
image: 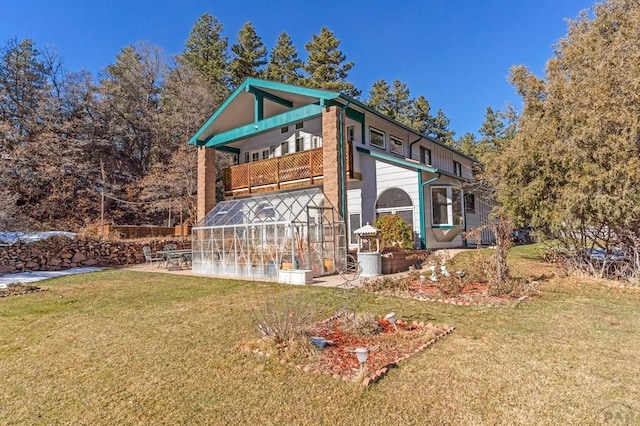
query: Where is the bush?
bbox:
[374,215,413,250]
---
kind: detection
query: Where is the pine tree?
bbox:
[180,13,229,99]
[426,109,456,146]
[404,95,431,134]
[303,27,360,97]
[457,132,478,158]
[229,21,267,87]
[367,79,411,122]
[0,38,47,148]
[264,32,303,84]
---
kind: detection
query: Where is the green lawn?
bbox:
[2,248,639,425]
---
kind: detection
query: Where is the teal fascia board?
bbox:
[345,107,364,123]
[188,82,248,145]
[355,146,439,174]
[216,146,240,155]
[188,77,341,146]
[247,85,293,108]
[203,104,324,148]
[243,78,341,100]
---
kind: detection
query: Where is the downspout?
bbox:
[337,100,352,221]
[409,135,423,160]
[418,172,441,249]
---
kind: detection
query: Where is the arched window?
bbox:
[375,188,414,231]
[375,188,413,210]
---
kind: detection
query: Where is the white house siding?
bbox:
[464,193,494,247]
[408,141,474,179]
[374,160,420,247]
[238,116,322,159]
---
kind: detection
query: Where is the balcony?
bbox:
[223,142,356,197]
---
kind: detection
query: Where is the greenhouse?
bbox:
[191,188,346,281]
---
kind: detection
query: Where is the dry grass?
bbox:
[2,252,640,425]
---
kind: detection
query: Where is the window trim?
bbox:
[464,193,476,214]
[431,185,464,227]
[348,213,361,245]
[390,136,404,156]
[453,160,463,177]
[369,127,386,149]
[420,146,432,165]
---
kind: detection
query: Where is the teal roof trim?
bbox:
[188,78,341,146]
[356,146,439,174]
[247,85,293,108]
[203,104,324,148]
[338,94,479,163]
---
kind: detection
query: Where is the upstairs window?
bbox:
[453,161,462,177]
[295,122,304,129]
[420,147,432,165]
[390,136,404,156]
[369,127,385,149]
[280,126,289,134]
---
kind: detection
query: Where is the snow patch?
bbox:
[0,231,77,245]
[0,267,103,288]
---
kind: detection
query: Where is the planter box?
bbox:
[278,269,313,285]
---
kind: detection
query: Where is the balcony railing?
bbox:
[223,148,324,196]
[222,141,355,197]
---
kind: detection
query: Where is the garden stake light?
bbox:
[355,347,369,374]
[385,312,398,332]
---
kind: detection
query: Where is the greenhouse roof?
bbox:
[195,188,337,228]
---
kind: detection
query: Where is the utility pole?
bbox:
[100,160,105,238]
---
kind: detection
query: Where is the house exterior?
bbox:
[188,78,492,279]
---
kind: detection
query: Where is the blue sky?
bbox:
[0,0,595,137]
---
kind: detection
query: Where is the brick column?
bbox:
[322,106,345,219]
[197,146,216,223]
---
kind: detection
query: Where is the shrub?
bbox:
[341,313,382,338]
[373,214,413,250]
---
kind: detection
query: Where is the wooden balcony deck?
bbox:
[222,142,355,198]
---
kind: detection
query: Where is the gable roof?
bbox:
[188,78,341,146]
[188,78,479,163]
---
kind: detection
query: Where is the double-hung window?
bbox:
[431,186,464,227]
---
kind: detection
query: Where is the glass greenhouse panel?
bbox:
[192,188,345,281]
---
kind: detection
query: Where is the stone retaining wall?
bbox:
[0,237,191,274]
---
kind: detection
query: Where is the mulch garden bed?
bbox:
[363,273,534,308]
[245,315,454,386]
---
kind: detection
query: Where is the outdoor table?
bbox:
[156,249,192,270]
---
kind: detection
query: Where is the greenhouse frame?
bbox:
[191,188,346,280]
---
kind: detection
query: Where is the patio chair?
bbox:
[162,244,181,270]
[143,246,164,268]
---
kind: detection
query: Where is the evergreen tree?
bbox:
[489,0,640,276]
[367,79,411,122]
[426,109,456,146]
[303,27,360,97]
[367,79,437,134]
[264,32,303,84]
[229,21,267,87]
[457,132,478,158]
[404,94,431,134]
[0,38,47,148]
[180,13,229,100]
